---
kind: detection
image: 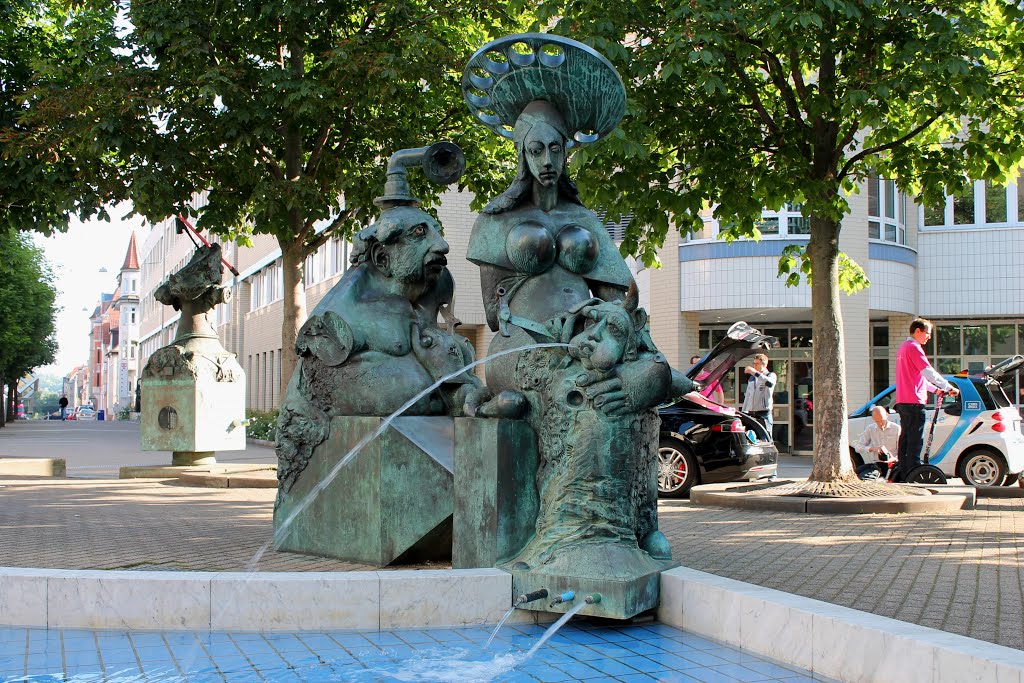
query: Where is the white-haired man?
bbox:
[853,405,901,480]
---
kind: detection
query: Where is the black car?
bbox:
[657,322,780,498]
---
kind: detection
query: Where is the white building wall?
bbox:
[917,227,1024,317]
[681,255,812,311]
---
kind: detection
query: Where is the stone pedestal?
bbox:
[509,549,675,620]
[452,418,539,569]
[274,416,456,565]
[140,374,245,455]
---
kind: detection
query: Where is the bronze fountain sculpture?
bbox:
[273,32,693,619]
[462,33,693,616]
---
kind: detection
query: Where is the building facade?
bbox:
[648,173,1024,452]
[123,173,1023,451]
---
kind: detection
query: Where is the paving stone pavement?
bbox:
[1,475,1022,652]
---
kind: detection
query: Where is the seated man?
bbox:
[854,405,901,480]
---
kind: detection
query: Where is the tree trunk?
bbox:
[807,214,857,482]
[0,380,6,428]
[279,235,306,396]
[6,383,16,422]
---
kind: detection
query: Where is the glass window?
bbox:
[936,358,961,374]
[872,325,889,348]
[710,329,727,348]
[788,216,811,235]
[885,223,897,241]
[699,329,710,349]
[885,180,896,219]
[991,324,1015,355]
[900,195,907,225]
[872,358,890,396]
[1018,171,1024,222]
[936,325,961,355]
[868,221,880,239]
[953,185,976,225]
[868,177,880,216]
[765,328,789,348]
[963,325,988,355]
[985,181,1007,224]
[757,217,779,235]
[790,328,812,347]
[924,201,945,226]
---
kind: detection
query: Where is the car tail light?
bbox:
[712,419,746,433]
[992,411,1004,422]
[992,422,1007,432]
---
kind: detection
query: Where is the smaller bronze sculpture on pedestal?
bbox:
[139,243,246,465]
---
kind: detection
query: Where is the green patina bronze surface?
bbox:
[275,416,455,564]
[273,144,523,563]
[452,417,539,569]
[462,34,690,619]
[140,244,246,461]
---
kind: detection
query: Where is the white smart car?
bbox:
[847,356,1024,486]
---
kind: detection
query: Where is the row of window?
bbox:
[923,174,1024,228]
[705,172,1024,243]
[248,350,282,412]
[705,177,910,245]
[250,237,351,312]
[250,260,283,311]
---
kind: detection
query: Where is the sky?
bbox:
[34,203,150,377]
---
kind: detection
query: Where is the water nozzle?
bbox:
[585,593,602,605]
[549,590,575,607]
[515,589,549,606]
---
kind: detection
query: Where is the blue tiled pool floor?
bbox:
[0,622,821,682]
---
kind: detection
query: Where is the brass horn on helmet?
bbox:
[374,141,466,208]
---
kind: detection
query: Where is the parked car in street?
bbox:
[657,322,780,498]
[73,406,97,421]
[847,355,1024,486]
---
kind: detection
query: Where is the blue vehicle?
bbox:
[848,356,1024,486]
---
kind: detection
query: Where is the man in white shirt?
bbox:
[854,406,901,479]
[741,353,777,434]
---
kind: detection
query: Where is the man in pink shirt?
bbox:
[895,318,959,481]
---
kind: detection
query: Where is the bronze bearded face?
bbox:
[368,206,450,295]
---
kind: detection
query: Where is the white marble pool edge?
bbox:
[658,566,1024,683]
[2,565,1022,682]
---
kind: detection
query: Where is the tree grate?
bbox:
[739,480,930,498]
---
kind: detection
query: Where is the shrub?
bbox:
[246,409,279,442]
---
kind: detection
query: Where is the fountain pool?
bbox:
[0,621,817,682]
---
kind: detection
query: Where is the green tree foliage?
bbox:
[0,233,58,425]
[82,1,528,387]
[0,0,135,234]
[538,0,1024,481]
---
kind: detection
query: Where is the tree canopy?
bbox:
[42,0,529,385]
[539,0,1024,481]
[548,0,1024,262]
[0,232,58,425]
[0,0,135,235]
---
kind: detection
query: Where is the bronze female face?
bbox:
[523,121,565,188]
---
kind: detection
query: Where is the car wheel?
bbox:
[658,438,699,499]
[957,449,1007,487]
